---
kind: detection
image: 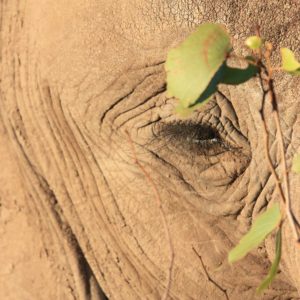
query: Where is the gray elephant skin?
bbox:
[0,1,300,299]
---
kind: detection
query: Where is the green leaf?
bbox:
[281,48,300,75]
[245,36,262,50]
[292,153,300,174]
[220,63,258,85]
[175,62,225,117]
[228,203,281,263]
[257,228,282,293]
[165,23,231,108]
[190,62,225,105]
[175,59,258,117]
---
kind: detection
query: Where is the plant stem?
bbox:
[260,52,300,243]
[259,101,286,205]
[268,83,300,242]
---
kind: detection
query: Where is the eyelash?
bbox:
[152,121,230,156]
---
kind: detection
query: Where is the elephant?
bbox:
[1,0,300,299]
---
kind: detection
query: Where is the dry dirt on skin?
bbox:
[0,122,71,300]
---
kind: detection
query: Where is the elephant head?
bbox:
[1,1,300,299]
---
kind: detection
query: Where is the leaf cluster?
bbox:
[165,23,300,292]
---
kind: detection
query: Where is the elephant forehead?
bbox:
[23,0,300,127]
[27,0,300,78]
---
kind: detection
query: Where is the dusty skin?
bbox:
[1,1,300,299]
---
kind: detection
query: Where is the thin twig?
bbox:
[258,94,300,241]
[268,84,300,242]
[126,130,175,300]
[192,247,229,300]
[259,107,287,205]
[258,72,287,206]
[260,50,300,243]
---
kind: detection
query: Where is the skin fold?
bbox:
[0,0,300,299]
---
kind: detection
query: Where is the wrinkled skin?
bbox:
[1,1,300,299]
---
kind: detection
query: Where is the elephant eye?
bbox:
[154,121,229,156]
